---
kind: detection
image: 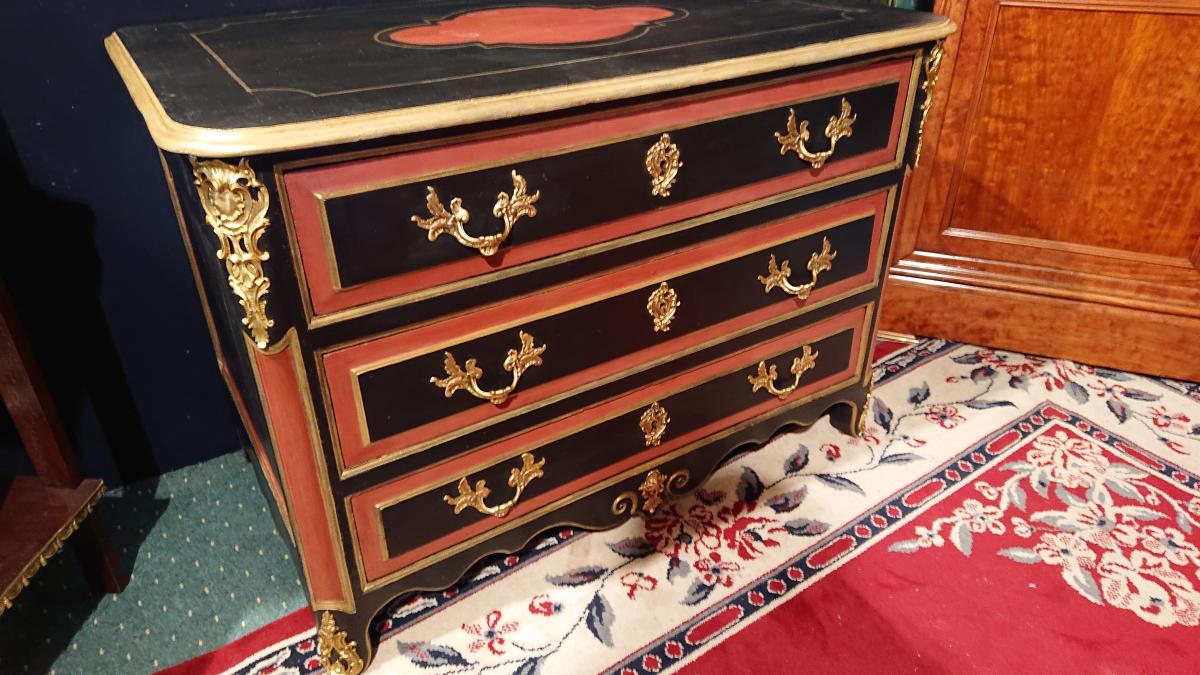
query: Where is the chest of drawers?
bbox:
[107,2,952,671]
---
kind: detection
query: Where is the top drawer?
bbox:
[284,56,918,325]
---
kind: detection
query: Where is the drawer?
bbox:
[285,56,918,324]
[348,304,870,588]
[321,190,892,476]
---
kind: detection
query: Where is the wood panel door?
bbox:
[882,0,1200,380]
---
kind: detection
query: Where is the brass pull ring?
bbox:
[775,98,857,169]
[748,345,818,400]
[444,452,545,518]
[758,236,837,300]
[412,170,539,256]
[430,330,546,405]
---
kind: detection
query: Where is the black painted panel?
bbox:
[378,325,857,558]
[356,214,874,444]
[324,82,898,288]
[309,170,902,348]
[113,0,941,128]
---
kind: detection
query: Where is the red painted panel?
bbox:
[285,59,912,319]
[324,191,889,472]
[252,341,348,607]
[349,305,866,582]
[383,7,679,47]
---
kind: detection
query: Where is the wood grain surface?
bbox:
[884,0,1200,379]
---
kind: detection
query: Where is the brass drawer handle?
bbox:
[758,236,837,300]
[645,133,682,197]
[748,344,818,400]
[444,452,545,518]
[775,98,856,169]
[646,281,680,332]
[430,331,546,405]
[639,401,670,447]
[412,170,539,256]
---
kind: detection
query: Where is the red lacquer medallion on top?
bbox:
[378,6,683,48]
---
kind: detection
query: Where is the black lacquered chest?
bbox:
[107,2,953,670]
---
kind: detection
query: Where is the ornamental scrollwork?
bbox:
[191,157,275,349]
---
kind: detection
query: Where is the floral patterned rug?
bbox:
[169,339,1200,674]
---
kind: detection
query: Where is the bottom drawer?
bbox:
[348,304,871,589]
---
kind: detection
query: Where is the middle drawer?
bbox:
[321,189,892,477]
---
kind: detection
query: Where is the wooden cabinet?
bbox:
[882,0,1200,380]
[107,2,951,670]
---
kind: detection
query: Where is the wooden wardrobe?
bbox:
[882,0,1200,380]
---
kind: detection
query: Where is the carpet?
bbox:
[166,339,1200,674]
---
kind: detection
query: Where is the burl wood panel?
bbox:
[883,0,1200,380]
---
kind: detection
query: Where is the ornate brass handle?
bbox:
[645,133,682,197]
[444,452,545,518]
[748,344,818,400]
[430,331,546,405]
[758,236,837,300]
[775,98,857,169]
[412,170,539,256]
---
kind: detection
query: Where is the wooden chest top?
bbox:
[106,0,951,155]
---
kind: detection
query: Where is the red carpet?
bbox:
[163,338,1200,674]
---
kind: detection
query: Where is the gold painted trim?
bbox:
[317,611,364,675]
[876,330,920,345]
[331,195,891,478]
[106,20,955,156]
[352,304,869,591]
[245,328,355,612]
[276,48,919,172]
[0,481,105,616]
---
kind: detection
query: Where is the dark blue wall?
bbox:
[0,1,358,486]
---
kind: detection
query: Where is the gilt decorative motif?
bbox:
[612,468,689,516]
[443,452,546,518]
[758,236,837,300]
[430,331,546,405]
[412,170,539,256]
[645,133,682,197]
[639,401,670,447]
[317,611,364,675]
[748,344,818,400]
[913,40,945,167]
[191,158,275,349]
[646,281,681,332]
[775,98,857,169]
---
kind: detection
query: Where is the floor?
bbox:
[0,454,304,674]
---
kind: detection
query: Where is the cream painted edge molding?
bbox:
[104,19,955,156]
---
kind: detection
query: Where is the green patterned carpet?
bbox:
[0,453,304,674]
